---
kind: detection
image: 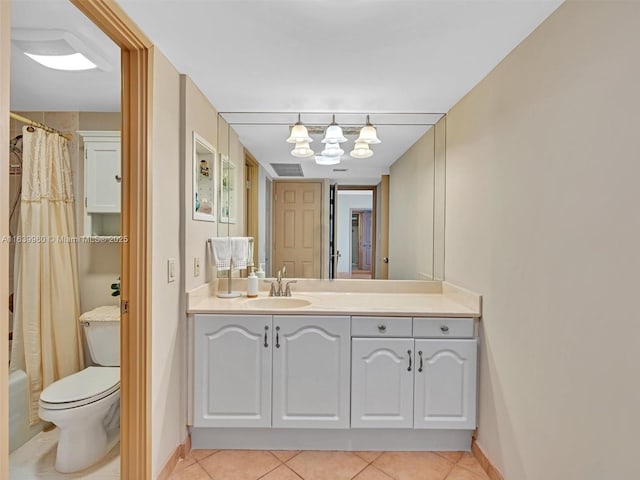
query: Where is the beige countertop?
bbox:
[187,280,481,318]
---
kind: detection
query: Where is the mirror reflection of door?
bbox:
[336,188,375,279]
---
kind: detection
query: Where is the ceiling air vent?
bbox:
[270,163,304,177]
[332,168,348,172]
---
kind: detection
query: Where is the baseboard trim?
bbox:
[157,434,192,480]
[471,438,505,480]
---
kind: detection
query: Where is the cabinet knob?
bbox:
[115,174,122,183]
[440,325,449,333]
[377,324,387,333]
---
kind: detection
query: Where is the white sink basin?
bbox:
[245,297,312,309]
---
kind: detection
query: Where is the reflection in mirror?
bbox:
[193,132,217,222]
[218,112,446,281]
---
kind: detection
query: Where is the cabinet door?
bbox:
[85,140,121,213]
[414,339,477,429]
[272,316,350,428]
[351,338,414,428]
[194,315,272,427]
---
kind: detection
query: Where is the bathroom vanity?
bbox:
[187,280,481,451]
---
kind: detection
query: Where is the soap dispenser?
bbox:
[247,268,259,298]
[256,263,265,278]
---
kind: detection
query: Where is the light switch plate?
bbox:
[194,257,201,277]
[168,258,177,283]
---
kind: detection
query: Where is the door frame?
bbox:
[335,185,377,279]
[244,150,259,268]
[1,1,153,478]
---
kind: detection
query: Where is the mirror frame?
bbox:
[192,131,217,222]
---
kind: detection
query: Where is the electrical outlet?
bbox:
[194,257,201,277]
[168,258,177,283]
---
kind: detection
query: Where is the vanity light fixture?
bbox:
[350,141,373,159]
[321,143,345,158]
[291,141,314,158]
[322,115,347,144]
[355,115,382,145]
[286,114,313,144]
[315,155,341,165]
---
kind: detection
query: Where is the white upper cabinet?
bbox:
[194,315,272,428]
[351,338,414,428]
[272,316,350,428]
[80,131,121,213]
[414,339,477,430]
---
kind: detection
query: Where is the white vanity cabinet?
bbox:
[193,315,272,427]
[351,317,477,430]
[272,316,351,428]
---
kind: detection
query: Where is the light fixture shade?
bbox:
[350,141,373,159]
[291,141,314,158]
[321,143,344,157]
[315,155,341,165]
[355,124,381,144]
[286,124,312,144]
[322,124,347,144]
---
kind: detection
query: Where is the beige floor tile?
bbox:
[445,465,490,480]
[352,465,394,480]
[436,451,464,464]
[353,451,384,463]
[171,455,198,475]
[259,464,303,480]
[286,451,368,480]
[456,453,489,478]
[170,461,212,480]
[271,450,300,462]
[373,451,454,480]
[190,449,218,461]
[199,450,280,480]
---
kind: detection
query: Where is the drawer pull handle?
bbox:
[275,326,280,348]
[440,325,450,333]
[378,324,387,333]
[418,351,423,372]
[264,326,269,348]
[407,350,412,371]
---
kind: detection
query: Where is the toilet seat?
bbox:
[40,367,120,410]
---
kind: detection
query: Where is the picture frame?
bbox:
[192,132,217,222]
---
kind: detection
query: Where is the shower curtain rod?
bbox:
[10,112,73,141]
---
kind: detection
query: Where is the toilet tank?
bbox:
[79,306,120,367]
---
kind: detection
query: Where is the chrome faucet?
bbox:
[267,266,296,296]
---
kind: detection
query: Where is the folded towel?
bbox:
[230,237,249,269]
[210,237,231,271]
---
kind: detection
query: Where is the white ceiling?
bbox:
[10,0,120,111]
[9,0,563,180]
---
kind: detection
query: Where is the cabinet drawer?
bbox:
[413,318,474,338]
[352,316,412,337]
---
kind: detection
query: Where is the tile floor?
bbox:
[9,428,120,479]
[170,450,490,480]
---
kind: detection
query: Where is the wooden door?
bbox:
[272,316,350,428]
[351,338,414,428]
[193,315,272,428]
[414,339,477,430]
[273,181,322,278]
[359,210,372,271]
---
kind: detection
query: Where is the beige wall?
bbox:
[445,3,640,479]
[150,48,184,479]
[389,127,435,279]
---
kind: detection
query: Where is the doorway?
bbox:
[349,210,373,278]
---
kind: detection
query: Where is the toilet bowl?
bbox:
[38,305,121,473]
[39,366,120,473]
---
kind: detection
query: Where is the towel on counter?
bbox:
[230,236,249,269]
[209,237,232,271]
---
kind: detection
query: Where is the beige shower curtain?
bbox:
[10,127,84,424]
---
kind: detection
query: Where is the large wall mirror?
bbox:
[216,112,446,281]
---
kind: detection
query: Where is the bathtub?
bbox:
[9,369,44,453]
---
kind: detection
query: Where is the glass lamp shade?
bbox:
[291,142,314,158]
[322,124,347,144]
[286,124,312,144]
[355,124,381,144]
[321,143,344,157]
[350,141,373,159]
[315,155,341,165]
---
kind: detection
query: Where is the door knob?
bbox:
[383,257,389,263]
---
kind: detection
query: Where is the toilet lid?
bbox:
[40,367,120,409]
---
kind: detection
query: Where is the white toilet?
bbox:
[39,306,120,473]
